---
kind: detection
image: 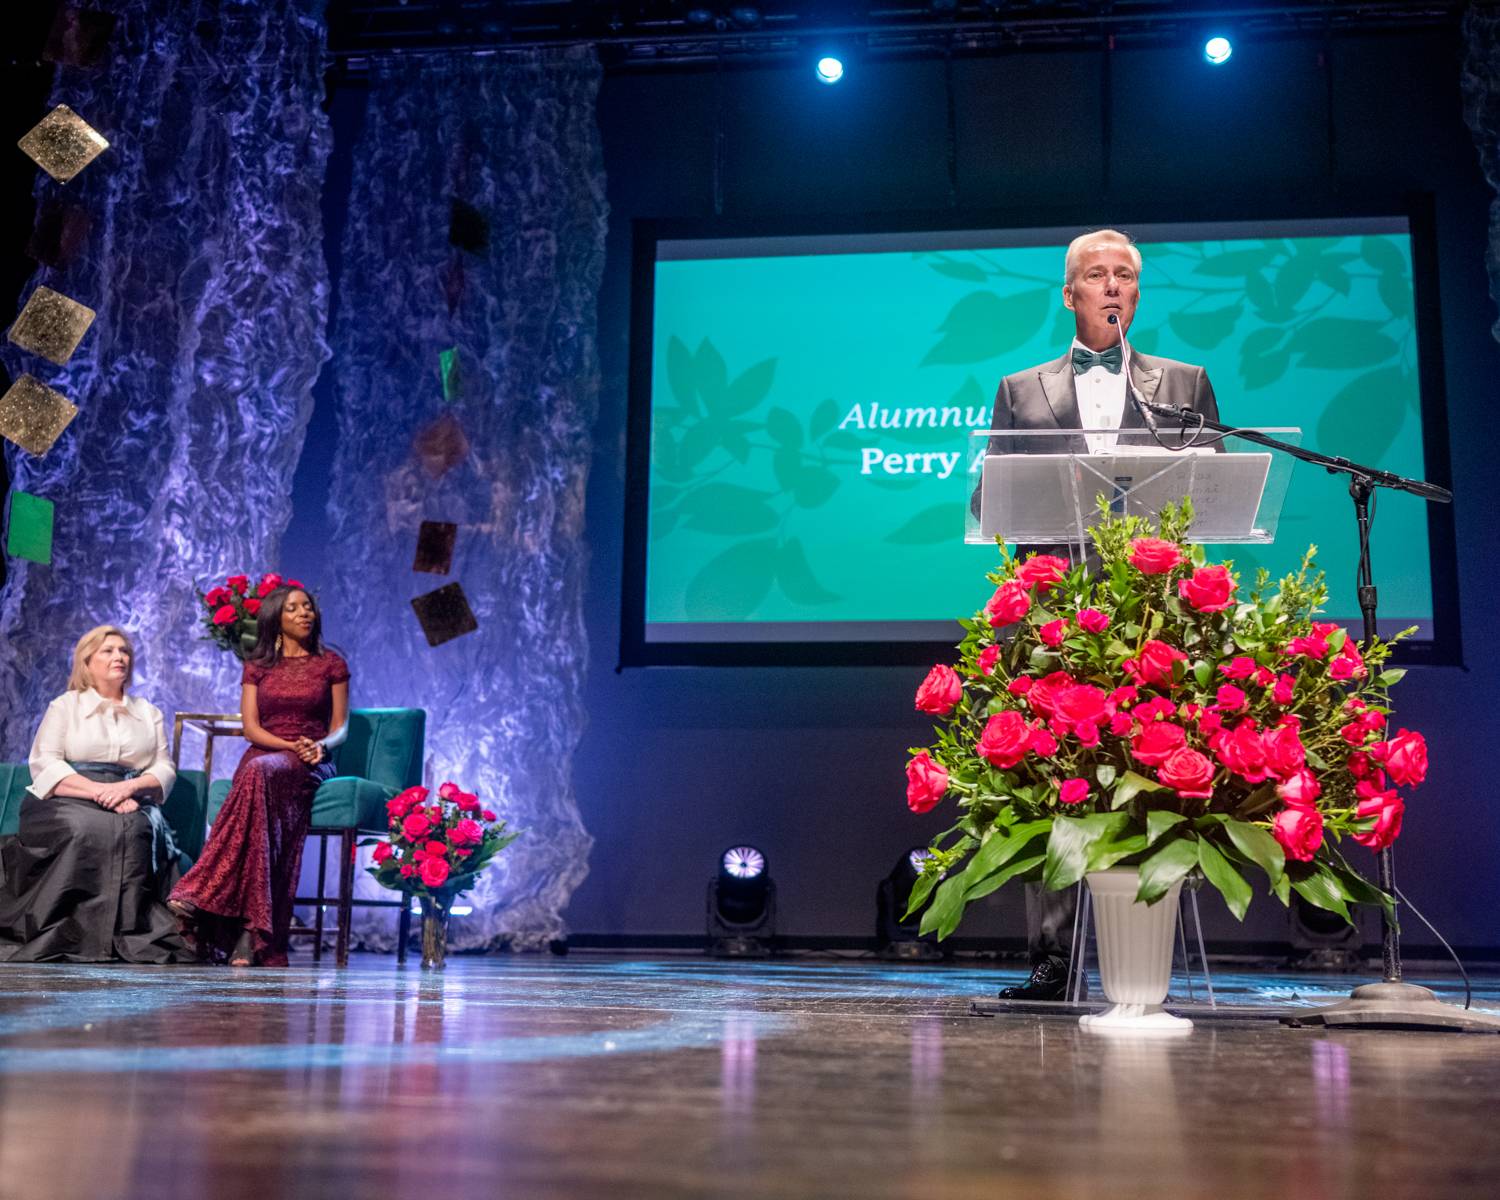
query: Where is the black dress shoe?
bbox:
[998,958,1071,1001]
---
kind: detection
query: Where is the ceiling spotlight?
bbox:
[815,55,845,85]
[1204,35,1233,65]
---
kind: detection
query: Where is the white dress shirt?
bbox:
[27,689,177,802]
[1071,337,1128,454]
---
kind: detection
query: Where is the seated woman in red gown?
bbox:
[170,585,348,966]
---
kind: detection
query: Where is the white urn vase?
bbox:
[1079,867,1192,1034]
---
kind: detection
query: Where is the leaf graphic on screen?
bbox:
[793,466,839,509]
[928,258,989,283]
[1274,254,1318,311]
[1378,272,1413,319]
[723,357,777,416]
[667,336,698,413]
[922,288,1052,365]
[885,503,964,545]
[1192,245,1281,277]
[766,406,803,448]
[1167,304,1242,350]
[678,420,719,469]
[778,537,840,605]
[684,538,778,619]
[810,398,840,440]
[1289,319,1398,369]
[1129,325,1159,355]
[1049,306,1076,348]
[694,339,728,409]
[651,509,681,541]
[1238,327,1291,390]
[1315,365,1411,461]
[678,484,780,534]
[1360,237,1406,275]
[1317,259,1353,296]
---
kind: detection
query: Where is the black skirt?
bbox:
[0,763,187,963]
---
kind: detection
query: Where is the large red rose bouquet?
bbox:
[197,571,303,659]
[363,781,519,900]
[905,500,1426,940]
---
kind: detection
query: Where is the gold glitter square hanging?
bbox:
[410,582,478,647]
[0,375,79,456]
[8,286,96,366]
[18,104,109,184]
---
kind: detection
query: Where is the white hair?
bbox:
[1063,229,1142,285]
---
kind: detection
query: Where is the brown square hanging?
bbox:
[413,521,458,575]
[411,582,478,647]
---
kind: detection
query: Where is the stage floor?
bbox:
[1,955,1498,1199]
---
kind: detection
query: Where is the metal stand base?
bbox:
[1282,982,1500,1033]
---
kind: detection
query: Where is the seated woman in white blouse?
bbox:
[0,624,188,962]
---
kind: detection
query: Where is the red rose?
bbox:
[423,839,449,859]
[226,574,249,593]
[399,864,415,877]
[1029,725,1059,757]
[1178,564,1235,612]
[1287,621,1339,660]
[1340,721,1372,748]
[1219,656,1256,680]
[1025,671,1076,718]
[1272,674,1296,706]
[481,809,497,822]
[1214,684,1247,713]
[1197,710,1225,743]
[1125,639,1187,689]
[1262,722,1306,780]
[1346,750,1371,779]
[905,752,948,814]
[1014,554,1069,592]
[1353,791,1404,851]
[976,711,1033,769]
[977,645,1001,676]
[1053,684,1112,746]
[1132,721,1187,766]
[1007,675,1033,695]
[1109,685,1138,708]
[985,582,1032,627]
[372,842,395,864]
[212,604,238,626]
[1216,720,1270,784]
[1058,778,1090,806]
[1076,607,1110,634]
[244,598,262,615]
[438,781,460,801]
[287,578,304,589]
[401,813,433,841]
[1253,666,1276,687]
[1273,807,1324,862]
[456,792,481,813]
[1109,712,1134,737]
[1375,729,1428,788]
[1328,637,1366,681]
[1156,747,1217,799]
[451,818,484,846]
[1277,767,1322,808]
[203,586,230,608]
[915,664,964,716]
[420,857,451,888]
[1039,619,1068,648]
[256,575,281,598]
[1128,537,1185,575]
[1134,696,1176,723]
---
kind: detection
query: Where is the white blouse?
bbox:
[27,689,177,802]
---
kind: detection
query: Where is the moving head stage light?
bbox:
[708,845,776,957]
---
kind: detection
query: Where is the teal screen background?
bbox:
[645,223,1430,639]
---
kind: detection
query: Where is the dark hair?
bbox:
[248,586,325,666]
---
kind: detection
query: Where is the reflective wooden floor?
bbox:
[1,956,1497,1199]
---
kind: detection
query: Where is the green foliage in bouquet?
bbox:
[904,500,1429,940]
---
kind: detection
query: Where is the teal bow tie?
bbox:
[1071,345,1123,375]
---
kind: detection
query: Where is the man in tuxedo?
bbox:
[986,228,1222,1002]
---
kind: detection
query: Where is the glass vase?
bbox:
[419,894,450,971]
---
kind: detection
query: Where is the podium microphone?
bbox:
[1108,312,1160,437]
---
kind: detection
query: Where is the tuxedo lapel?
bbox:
[1038,356,1081,430]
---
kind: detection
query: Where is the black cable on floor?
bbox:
[1395,885,1472,1009]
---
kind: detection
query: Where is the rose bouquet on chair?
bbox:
[904,500,1427,948]
[198,571,304,659]
[362,782,520,969]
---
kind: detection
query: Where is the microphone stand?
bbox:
[1136,399,1499,1031]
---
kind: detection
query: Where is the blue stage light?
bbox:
[815,55,845,85]
[722,846,766,879]
[1204,36,1233,65]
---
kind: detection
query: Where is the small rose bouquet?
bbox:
[905,500,1427,940]
[197,571,303,659]
[363,782,519,900]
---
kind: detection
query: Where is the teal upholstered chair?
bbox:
[1,763,208,873]
[205,707,425,966]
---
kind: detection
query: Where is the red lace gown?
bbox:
[171,652,349,964]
